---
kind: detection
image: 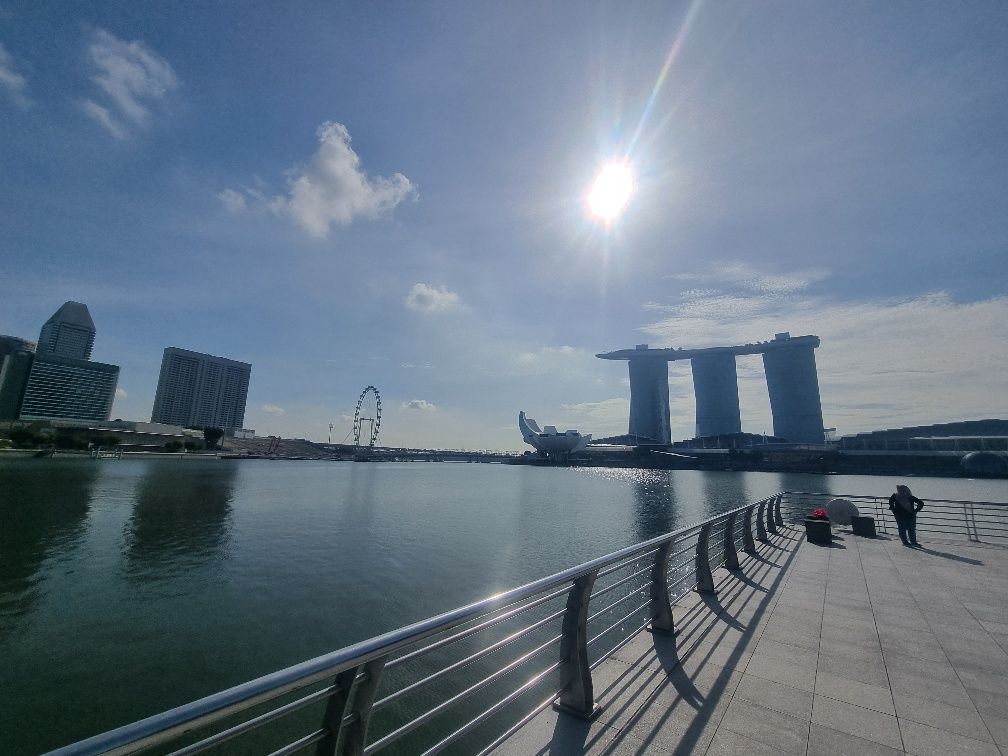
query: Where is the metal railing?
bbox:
[779,492,1008,542]
[49,494,795,756]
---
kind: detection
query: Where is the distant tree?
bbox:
[203,427,224,449]
[163,440,183,452]
[184,441,201,452]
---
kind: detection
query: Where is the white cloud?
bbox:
[0,42,30,107]
[223,122,416,236]
[115,387,128,399]
[405,283,460,312]
[667,261,830,298]
[261,404,285,415]
[559,398,630,436]
[217,188,247,214]
[82,28,177,138]
[403,399,437,411]
[641,264,1008,436]
[510,345,590,377]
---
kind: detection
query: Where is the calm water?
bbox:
[2,458,1006,753]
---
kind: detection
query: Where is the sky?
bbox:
[1,1,1006,450]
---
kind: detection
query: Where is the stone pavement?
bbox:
[495,524,1008,755]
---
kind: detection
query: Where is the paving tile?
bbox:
[806,722,904,756]
[815,671,895,715]
[706,727,790,755]
[882,651,960,685]
[812,694,903,749]
[734,673,814,720]
[760,622,821,651]
[892,689,993,742]
[888,668,975,708]
[745,652,817,693]
[977,712,1008,749]
[753,637,819,669]
[821,624,880,649]
[898,718,1001,756]
[719,698,809,754]
[818,649,889,687]
[956,668,1008,696]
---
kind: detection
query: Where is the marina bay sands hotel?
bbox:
[597,332,825,445]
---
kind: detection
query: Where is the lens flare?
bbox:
[586,161,634,225]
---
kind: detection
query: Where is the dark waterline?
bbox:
[1,458,1005,753]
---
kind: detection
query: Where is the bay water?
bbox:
[2,457,1005,753]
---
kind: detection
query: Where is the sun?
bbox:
[586,160,634,225]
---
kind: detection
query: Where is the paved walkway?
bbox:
[496,524,1008,755]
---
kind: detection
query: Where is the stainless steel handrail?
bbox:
[50,494,784,756]
[780,492,1008,541]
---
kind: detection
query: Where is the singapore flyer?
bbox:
[353,386,382,448]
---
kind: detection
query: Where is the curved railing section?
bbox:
[48,494,795,756]
[779,492,1008,542]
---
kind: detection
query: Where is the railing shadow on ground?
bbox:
[912,546,984,565]
[537,527,802,755]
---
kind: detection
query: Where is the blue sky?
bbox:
[1,1,1006,449]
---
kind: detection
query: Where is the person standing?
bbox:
[889,484,924,547]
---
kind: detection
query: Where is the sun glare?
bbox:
[586,161,634,225]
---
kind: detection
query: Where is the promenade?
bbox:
[497,525,1008,755]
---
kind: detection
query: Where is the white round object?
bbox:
[825,498,859,526]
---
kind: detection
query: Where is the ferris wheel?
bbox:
[353,386,382,448]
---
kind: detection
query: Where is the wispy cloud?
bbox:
[559,398,630,436]
[261,403,285,415]
[405,283,459,313]
[641,262,1008,436]
[81,28,177,138]
[403,399,437,411]
[222,121,416,237]
[217,188,247,214]
[0,41,30,107]
[115,387,128,399]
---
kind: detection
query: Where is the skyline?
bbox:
[2,2,1006,448]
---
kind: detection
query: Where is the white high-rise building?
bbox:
[151,347,251,431]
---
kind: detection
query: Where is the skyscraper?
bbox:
[0,336,36,420]
[11,302,120,423]
[18,354,119,422]
[37,301,96,360]
[150,347,251,430]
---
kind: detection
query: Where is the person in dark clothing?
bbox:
[889,484,924,547]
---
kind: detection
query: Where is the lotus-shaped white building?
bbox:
[519,411,591,458]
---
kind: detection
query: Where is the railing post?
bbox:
[756,499,768,542]
[774,495,784,527]
[695,523,716,594]
[554,571,601,720]
[648,539,676,636]
[317,656,386,756]
[742,504,757,555]
[766,496,779,535]
[724,512,740,571]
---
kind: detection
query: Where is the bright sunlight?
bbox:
[586,160,634,225]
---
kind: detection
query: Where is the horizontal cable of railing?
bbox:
[48,494,792,756]
[780,492,1008,541]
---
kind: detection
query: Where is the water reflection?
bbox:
[631,469,678,541]
[122,460,237,580]
[0,459,97,638]
[698,470,751,520]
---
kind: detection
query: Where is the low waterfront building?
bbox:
[151,347,251,431]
